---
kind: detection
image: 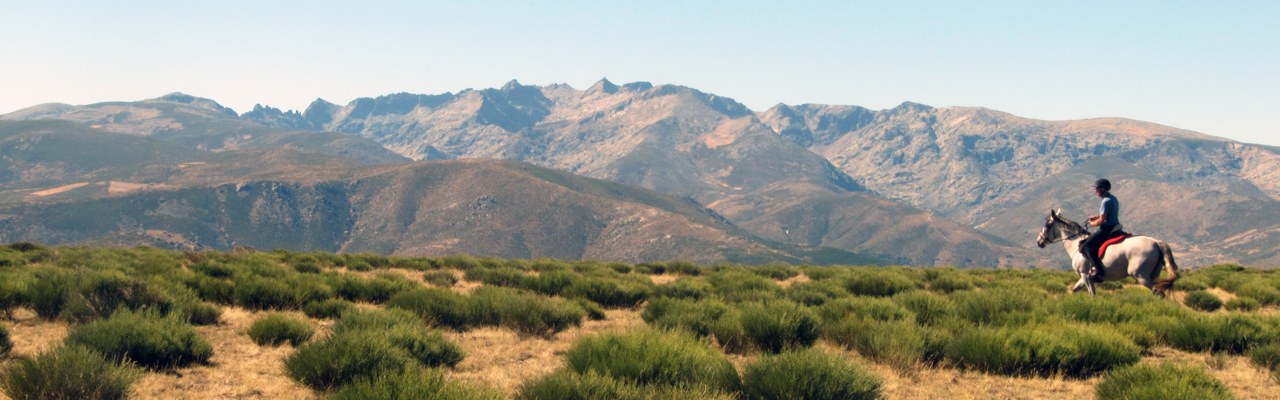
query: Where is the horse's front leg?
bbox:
[1086,278,1097,296]
[1070,276,1088,294]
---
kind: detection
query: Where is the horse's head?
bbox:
[1036,209,1058,248]
[1037,209,1086,248]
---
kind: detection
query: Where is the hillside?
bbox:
[239,80,1049,267]
[1,93,408,165]
[0,139,875,264]
[762,104,1280,266]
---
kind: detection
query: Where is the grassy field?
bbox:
[0,244,1276,399]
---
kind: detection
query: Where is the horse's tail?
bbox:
[1152,240,1180,298]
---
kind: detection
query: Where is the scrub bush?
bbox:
[742,348,882,400]
[184,275,235,305]
[1249,343,1280,372]
[386,288,473,330]
[1224,297,1260,312]
[1,345,139,400]
[574,298,606,320]
[522,270,579,296]
[752,264,799,280]
[333,368,501,400]
[739,300,821,353]
[287,309,464,391]
[564,329,739,393]
[944,322,1140,378]
[422,271,458,288]
[642,297,737,339]
[234,276,297,310]
[303,298,355,319]
[1184,290,1223,312]
[564,277,650,308]
[1094,362,1233,400]
[818,296,913,323]
[891,291,955,326]
[1168,314,1273,354]
[929,273,974,293]
[515,370,735,400]
[839,269,918,297]
[783,280,849,306]
[63,309,212,369]
[825,317,947,370]
[952,288,1047,326]
[248,313,314,346]
[652,278,712,300]
[468,286,584,338]
[0,324,10,358]
[1234,283,1280,306]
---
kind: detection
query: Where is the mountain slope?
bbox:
[1,93,409,165]
[0,145,877,265]
[242,80,1044,267]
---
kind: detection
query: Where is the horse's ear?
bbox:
[1054,209,1062,217]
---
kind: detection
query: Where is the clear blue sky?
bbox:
[2,1,1277,145]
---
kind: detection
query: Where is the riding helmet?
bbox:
[1094,178,1111,191]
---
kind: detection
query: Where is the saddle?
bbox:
[1098,231,1131,259]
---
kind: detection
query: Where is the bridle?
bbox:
[1037,215,1089,247]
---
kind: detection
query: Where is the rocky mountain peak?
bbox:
[587,78,620,94]
[152,92,238,116]
[621,81,654,92]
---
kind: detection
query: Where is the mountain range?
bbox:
[4,79,1278,267]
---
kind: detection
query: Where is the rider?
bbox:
[1084,178,1120,281]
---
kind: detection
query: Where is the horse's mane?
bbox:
[1055,215,1089,238]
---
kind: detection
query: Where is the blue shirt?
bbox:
[1100,194,1119,227]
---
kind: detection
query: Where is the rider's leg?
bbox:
[1082,225,1114,280]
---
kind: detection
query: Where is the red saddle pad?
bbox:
[1099,233,1131,259]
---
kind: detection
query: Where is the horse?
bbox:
[1035,209,1180,297]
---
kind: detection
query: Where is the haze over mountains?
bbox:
[5,79,1279,268]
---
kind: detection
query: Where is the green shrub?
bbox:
[333,368,500,400]
[292,261,322,274]
[1234,283,1280,306]
[1224,297,1260,312]
[666,261,704,276]
[892,291,955,326]
[515,370,734,400]
[181,301,222,325]
[740,300,821,353]
[469,286,585,338]
[248,313,314,347]
[708,270,780,302]
[304,299,355,319]
[0,278,29,319]
[642,297,737,339]
[189,260,237,278]
[929,273,974,293]
[752,264,799,280]
[1,345,139,400]
[1094,362,1234,400]
[522,270,580,296]
[1168,314,1273,354]
[1114,323,1158,354]
[574,298,607,321]
[288,309,465,391]
[825,316,946,370]
[818,296,913,323]
[480,267,528,288]
[653,278,712,300]
[839,269,918,297]
[286,330,416,391]
[1055,294,1135,324]
[564,329,739,393]
[945,322,1140,378]
[184,275,235,305]
[422,271,458,288]
[386,288,473,330]
[952,288,1047,326]
[63,309,212,369]
[742,348,882,400]
[783,280,848,306]
[1172,277,1209,292]
[234,276,297,310]
[564,278,650,308]
[359,273,418,304]
[1249,343,1280,371]
[0,324,10,358]
[1184,290,1223,312]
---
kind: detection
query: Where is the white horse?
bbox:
[1035,209,1179,296]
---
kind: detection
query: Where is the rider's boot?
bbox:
[1081,243,1105,282]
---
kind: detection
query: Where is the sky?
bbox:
[2,1,1277,145]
